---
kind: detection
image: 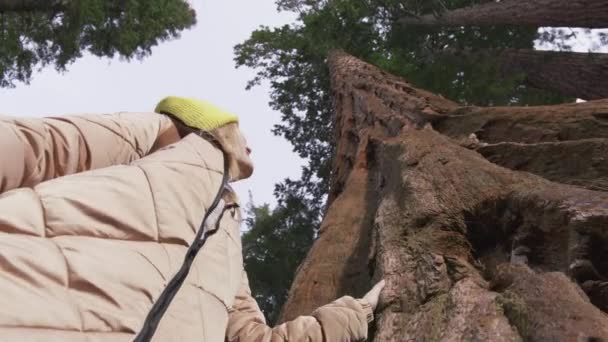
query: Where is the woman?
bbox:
[0,96,384,341]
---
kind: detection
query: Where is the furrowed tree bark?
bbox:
[475,139,608,192]
[280,50,460,321]
[280,51,608,341]
[0,0,66,12]
[499,49,608,101]
[435,100,608,191]
[370,127,608,341]
[435,100,608,144]
[398,0,608,28]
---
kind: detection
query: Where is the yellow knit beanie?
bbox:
[154,96,239,131]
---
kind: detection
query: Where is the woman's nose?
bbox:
[246,147,252,155]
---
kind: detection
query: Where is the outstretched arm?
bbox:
[226,272,380,342]
[0,112,176,192]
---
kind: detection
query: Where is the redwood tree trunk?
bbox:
[280,51,608,341]
[398,0,608,28]
[0,0,66,12]
[499,49,608,100]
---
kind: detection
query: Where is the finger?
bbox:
[373,279,386,292]
[365,279,386,298]
[367,283,384,300]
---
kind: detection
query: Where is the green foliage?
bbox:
[0,0,196,87]
[384,24,570,106]
[242,191,319,324]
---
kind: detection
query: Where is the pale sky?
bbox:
[535,28,608,52]
[0,1,302,207]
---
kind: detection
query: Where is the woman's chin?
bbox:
[242,164,254,179]
[235,161,254,180]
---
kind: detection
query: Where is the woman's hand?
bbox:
[363,279,386,310]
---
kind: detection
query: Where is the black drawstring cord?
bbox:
[133,150,230,342]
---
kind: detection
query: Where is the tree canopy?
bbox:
[0,0,196,87]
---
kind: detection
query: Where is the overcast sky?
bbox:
[0,1,302,207]
[535,28,608,52]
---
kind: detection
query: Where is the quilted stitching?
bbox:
[0,133,240,340]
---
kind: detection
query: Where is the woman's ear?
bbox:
[171,117,198,138]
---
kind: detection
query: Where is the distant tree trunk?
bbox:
[499,49,608,100]
[398,0,608,28]
[0,0,66,12]
[416,47,608,101]
[280,51,608,341]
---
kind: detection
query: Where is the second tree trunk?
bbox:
[500,49,608,100]
[398,0,608,28]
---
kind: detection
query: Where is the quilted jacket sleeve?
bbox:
[0,112,176,193]
[226,272,373,342]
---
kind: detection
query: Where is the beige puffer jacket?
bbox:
[0,113,373,341]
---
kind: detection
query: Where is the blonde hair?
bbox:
[201,124,243,207]
[206,123,243,181]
